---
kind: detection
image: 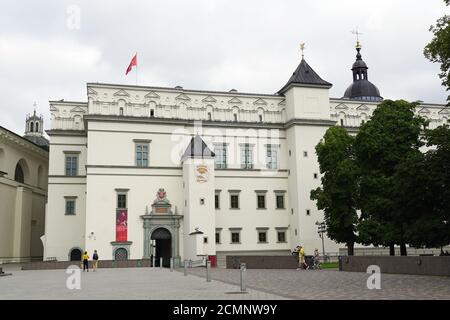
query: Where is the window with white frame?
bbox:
[214,144,227,169]
[266,145,278,170]
[257,228,269,243]
[134,139,150,167]
[276,228,287,243]
[64,152,79,176]
[240,144,253,169]
[65,196,77,215]
[230,228,241,244]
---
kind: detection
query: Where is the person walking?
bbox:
[92,250,99,272]
[82,251,90,272]
[297,245,307,270]
[314,248,321,269]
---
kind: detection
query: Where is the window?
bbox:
[65,198,76,215]
[203,237,208,244]
[65,155,78,176]
[314,173,318,179]
[200,198,205,205]
[306,209,311,216]
[215,193,220,209]
[240,144,253,169]
[215,231,221,244]
[231,232,240,244]
[277,231,286,243]
[303,151,308,157]
[14,163,24,183]
[257,194,266,209]
[259,115,263,122]
[30,122,34,132]
[276,194,285,209]
[117,194,127,209]
[340,119,344,126]
[214,145,227,169]
[266,145,278,170]
[233,114,237,122]
[258,231,267,243]
[361,120,365,125]
[230,195,239,209]
[135,143,149,167]
[119,107,124,116]
[150,109,154,117]
[208,112,212,121]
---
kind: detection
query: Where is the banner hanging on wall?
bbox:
[116,210,128,242]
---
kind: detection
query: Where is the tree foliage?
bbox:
[424,0,450,103]
[353,100,426,255]
[310,126,359,255]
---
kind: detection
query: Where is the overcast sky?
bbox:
[0,0,448,135]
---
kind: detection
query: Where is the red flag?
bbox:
[125,53,137,75]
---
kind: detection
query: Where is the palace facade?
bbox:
[43,45,448,266]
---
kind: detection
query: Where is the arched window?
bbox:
[114,248,128,261]
[119,107,124,116]
[30,122,34,132]
[150,109,154,117]
[15,162,25,183]
[35,122,39,132]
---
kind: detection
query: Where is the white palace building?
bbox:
[43,44,449,266]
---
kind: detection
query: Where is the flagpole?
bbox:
[135,52,138,86]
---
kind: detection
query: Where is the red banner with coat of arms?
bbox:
[116,210,128,242]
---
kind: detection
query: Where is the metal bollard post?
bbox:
[240,263,247,292]
[152,256,156,268]
[170,258,174,272]
[184,260,188,276]
[206,260,211,282]
[160,257,163,269]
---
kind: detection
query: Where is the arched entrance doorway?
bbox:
[69,248,82,261]
[151,228,171,267]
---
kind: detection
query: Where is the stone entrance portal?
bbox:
[141,188,182,267]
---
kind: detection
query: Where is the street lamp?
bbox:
[315,221,326,262]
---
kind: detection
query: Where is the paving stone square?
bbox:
[184,268,450,300]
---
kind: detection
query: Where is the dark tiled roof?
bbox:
[182,135,215,160]
[23,135,50,151]
[278,59,332,94]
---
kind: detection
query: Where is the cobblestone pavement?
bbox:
[0,267,287,300]
[183,268,450,300]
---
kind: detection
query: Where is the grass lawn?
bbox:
[320,262,339,269]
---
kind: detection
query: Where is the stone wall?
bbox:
[226,255,298,269]
[339,256,450,276]
[21,259,151,270]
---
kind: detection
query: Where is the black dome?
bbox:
[343,43,382,102]
[344,80,382,101]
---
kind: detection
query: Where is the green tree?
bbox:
[354,100,426,256]
[424,0,450,104]
[409,125,450,248]
[310,126,359,256]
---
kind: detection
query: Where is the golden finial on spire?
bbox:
[351,28,363,49]
[300,43,305,59]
